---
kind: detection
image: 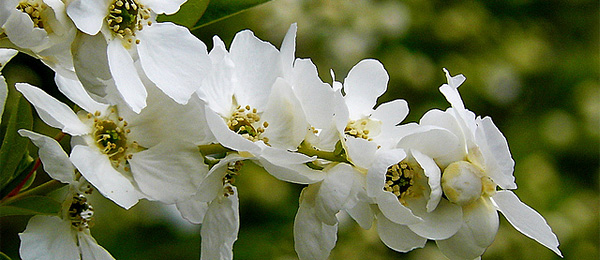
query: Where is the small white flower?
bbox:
[0,0,76,74]
[294,163,366,260]
[16,77,208,208]
[420,69,562,259]
[66,0,210,112]
[17,130,114,260]
[198,27,324,184]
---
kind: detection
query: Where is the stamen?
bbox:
[227,105,270,144]
[68,193,94,231]
[384,162,417,205]
[16,0,47,29]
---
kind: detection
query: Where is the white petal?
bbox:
[137,22,210,104]
[71,33,111,95]
[54,73,109,115]
[366,149,406,198]
[371,99,409,126]
[262,78,309,150]
[280,23,297,78]
[200,187,240,260]
[77,231,115,260]
[66,0,108,35]
[16,83,90,135]
[407,198,463,240]
[229,30,281,109]
[376,191,422,225]
[70,145,142,209]
[126,95,215,147]
[439,68,466,111]
[436,197,499,260]
[343,59,389,118]
[197,36,235,117]
[0,49,18,70]
[176,198,209,224]
[314,163,356,225]
[0,75,6,123]
[412,150,442,212]
[19,216,79,260]
[294,187,338,260]
[4,12,48,50]
[345,137,378,169]
[205,108,261,155]
[128,140,208,204]
[345,198,374,230]
[290,59,337,130]
[376,212,427,253]
[476,117,516,189]
[397,126,460,159]
[18,130,74,183]
[493,190,562,256]
[195,154,244,202]
[141,0,186,14]
[257,156,324,184]
[107,39,147,113]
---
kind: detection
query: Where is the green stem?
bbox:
[198,143,233,156]
[297,142,350,164]
[1,180,64,205]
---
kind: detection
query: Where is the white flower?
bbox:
[198,27,325,184]
[175,154,243,260]
[66,0,210,112]
[16,77,208,209]
[17,130,114,260]
[420,69,562,259]
[365,123,466,253]
[293,163,369,260]
[0,0,76,74]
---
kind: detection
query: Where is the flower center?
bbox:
[227,105,270,144]
[16,0,47,29]
[106,0,151,46]
[222,160,243,197]
[68,193,94,231]
[345,118,381,141]
[89,109,138,170]
[384,162,418,205]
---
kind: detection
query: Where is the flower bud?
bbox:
[441,161,483,206]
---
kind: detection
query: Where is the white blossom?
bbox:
[16,77,209,209]
[0,0,76,74]
[66,0,210,112]
[420,69,562,259]
[198,26,325,185]
[18,130,114,260]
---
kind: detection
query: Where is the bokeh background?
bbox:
[1,0,598,259]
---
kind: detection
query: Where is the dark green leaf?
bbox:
[192,0,273,29]
[0,94,33,192]
[156,0,210,29]
[0,195,61,217]
[0,252,12,260]
[0,152,35,198]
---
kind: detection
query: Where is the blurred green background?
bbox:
[1,0,598,259]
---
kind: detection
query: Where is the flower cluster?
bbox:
[1,1,562,259]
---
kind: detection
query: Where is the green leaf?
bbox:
[0,94,33,192]
[156,0,210,29]
[0,252,12,260]
[192,0,273,29]
[0,152,35,198]
[0,195,61,217]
